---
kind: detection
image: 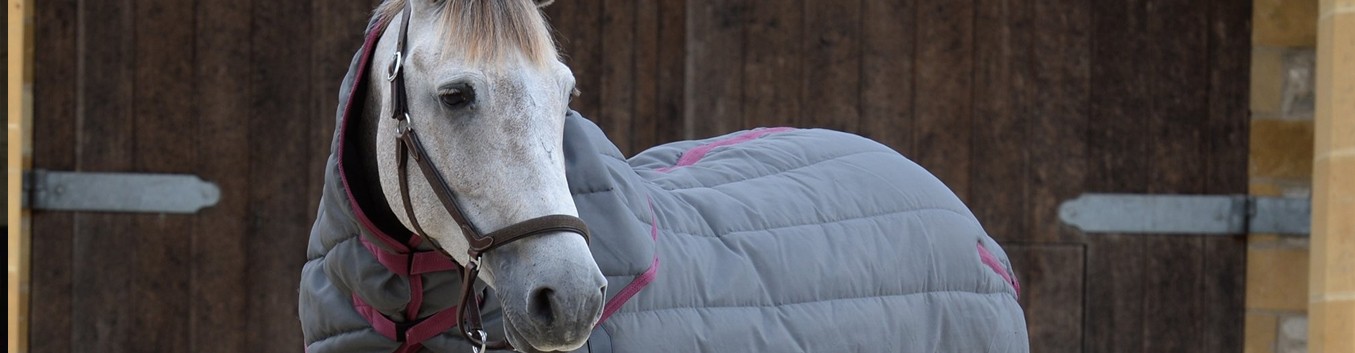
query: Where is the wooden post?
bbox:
[8,0,33,351]
[1311,0,1355,352]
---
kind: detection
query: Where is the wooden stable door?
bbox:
[28,0,381,351]
[544,0,1249,352]
[27,0,1249,352]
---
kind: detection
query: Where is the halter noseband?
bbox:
[386,4,590,351]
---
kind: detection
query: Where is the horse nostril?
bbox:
[528,287,556,326]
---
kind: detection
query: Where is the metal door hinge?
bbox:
[1059,193,1310,236]
[24,169,221,214]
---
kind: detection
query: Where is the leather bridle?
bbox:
[385,4,590,351]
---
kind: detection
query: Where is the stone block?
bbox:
[1251,179,1315,199]
[1252,233,1313,249]
[1255,46,1286,116]
[1248,247,1311,311]
[1252,233,1286,244]
[1322,0,1355,15]
[1255,0,1320,46]
[1252,180,1288,197]
[1278,315,1309,353]
[1311,155,1355,296]
[1282,49,1316,119]
[1247,313,1280,353]
[1252,46,1315,120]
[1309,300,1355,353]
[1250,119,1316,180]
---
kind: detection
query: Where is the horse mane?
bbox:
[374,0,559,66]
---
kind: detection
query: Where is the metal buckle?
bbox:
[395,113,413,134]
[468,329,488,353]
[387,51,403,82]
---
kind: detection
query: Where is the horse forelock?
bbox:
[374,0,559,66]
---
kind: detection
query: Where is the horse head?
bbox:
[365,1,605,351]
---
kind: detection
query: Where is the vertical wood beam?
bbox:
[8,0,33,351]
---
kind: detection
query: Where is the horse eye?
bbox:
[438,84,475,109]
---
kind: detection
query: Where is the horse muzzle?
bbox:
[487,232,607,352]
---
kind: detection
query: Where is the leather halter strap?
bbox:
[386,4,590,351]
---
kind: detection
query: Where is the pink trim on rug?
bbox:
[977,243,1020,298]
[656,127,796,172]
[596,198,661,325]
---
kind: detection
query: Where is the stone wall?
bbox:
[1247,0,1319,352]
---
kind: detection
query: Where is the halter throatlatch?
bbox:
[386,4,591,351]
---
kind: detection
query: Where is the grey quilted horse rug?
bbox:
[299,19,1029,352]
[564,113,1028,352]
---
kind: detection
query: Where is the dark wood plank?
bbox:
[131,0,196,350]
[684,0,747,138]
[308,0,372,221]
[1200,0,1252,350]
[652,0,687,145]
[1141,236,1204,352]
[800,0,860,132]
[911,0,974,202]
[742,0,802,128]
[547,0,603,121]
[29,0,79,352]
[70,0,137,351]
[630,0,660,152]
[600,0,636,154]
[1006,244,1084,353]
[1084,0,1152,351]
[969,0,1028,243]
[1140,0,1210,350]
[1083,236,1145,353]
[1205,0,1251,198]
[248,0,313,349]
[1023,0,1091,244]
[192,0,254,351]
[859,0,915,155]
[1202,236,1247,351]
[1145,0,1209,196]
[132,0,196,174]
[1087,0,1151,195]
